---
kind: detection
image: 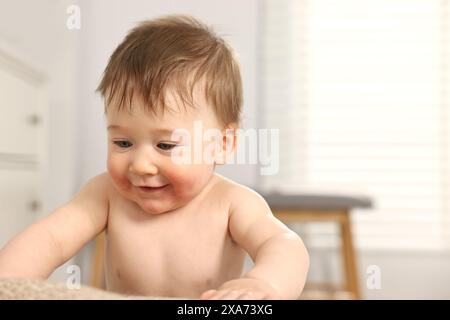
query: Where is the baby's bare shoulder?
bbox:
[96,171,114,193]
[212,174,268,209]
[73,172,113,208]
[88,172,113,194]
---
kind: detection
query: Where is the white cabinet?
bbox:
[0,68,40,155]
[0,50,46,248]
[0,170,42,246]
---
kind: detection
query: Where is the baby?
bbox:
[0,15,309,300]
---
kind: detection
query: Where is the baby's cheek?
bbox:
[166,165,211,196]
[167,170,195,192]
[107,158,130,191]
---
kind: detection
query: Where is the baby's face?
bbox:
[106,88,225,214]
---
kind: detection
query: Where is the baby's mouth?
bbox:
[136,184,169,193]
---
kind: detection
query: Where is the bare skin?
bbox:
[105,172,247,298]
[0,88,309,299]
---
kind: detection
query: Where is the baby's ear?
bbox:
[215,124,238,165]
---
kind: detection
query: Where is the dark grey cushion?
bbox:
[257,191,373,210]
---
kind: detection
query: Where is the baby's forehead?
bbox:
[106,100,200,121]
[108,84,206,112]
[106,100,222,132]
[108,86,219,119]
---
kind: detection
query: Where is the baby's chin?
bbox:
[110,185,169,215]
[136,201,174,215]
[132,194,186,215]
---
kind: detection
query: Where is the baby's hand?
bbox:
[200,278,280,300]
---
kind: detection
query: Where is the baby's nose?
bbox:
[129,154,158,175]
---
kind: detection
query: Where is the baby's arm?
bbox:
[0,173,109,279]
[201,187,309,300]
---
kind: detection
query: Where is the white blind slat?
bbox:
[261,0,450,250]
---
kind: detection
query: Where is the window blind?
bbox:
[260,0,450,250]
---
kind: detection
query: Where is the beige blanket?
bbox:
[0,278,173,300]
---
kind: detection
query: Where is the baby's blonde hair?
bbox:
[97,14,243,126]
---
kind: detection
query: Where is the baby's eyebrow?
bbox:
[107,125,122,130]
[107,124,175,134]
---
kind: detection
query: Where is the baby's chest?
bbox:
[117,215,230,260]
[106,204,236,280]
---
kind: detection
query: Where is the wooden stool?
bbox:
[261,193,372,300]
[90,231,105,288]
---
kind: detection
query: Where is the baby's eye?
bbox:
[113,140,133,148]
[157,142,176,151]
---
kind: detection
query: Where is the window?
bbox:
[260,0,450,250]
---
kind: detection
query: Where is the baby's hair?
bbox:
[97,14,242,126]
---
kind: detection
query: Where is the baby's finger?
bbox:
[237,291,264,300]
[217,290,242,300]
[209,290,231,300]
[236,291,253,300]
[200,289,217,300]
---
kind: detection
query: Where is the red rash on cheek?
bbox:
[107,159,130,191]
[163,167,196,194]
